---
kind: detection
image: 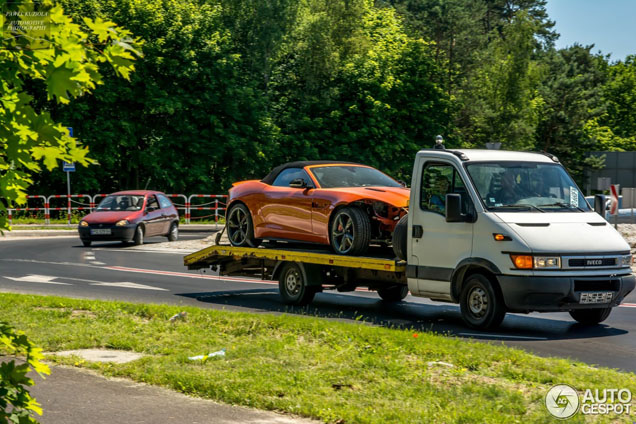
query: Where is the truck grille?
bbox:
[568,258,616,267]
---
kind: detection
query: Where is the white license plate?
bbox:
[90,228,112,235]
[580,292,613,304]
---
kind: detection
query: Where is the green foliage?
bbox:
[0,321,50,423]
[19,0,636,195]
[0,0,140,230]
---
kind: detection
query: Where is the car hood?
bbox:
[494,212,630,254]
[324,186,410,207]
[83,211,140,224]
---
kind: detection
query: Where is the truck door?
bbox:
[408,160,474,300]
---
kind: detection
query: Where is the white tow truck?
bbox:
[185,148,635,329]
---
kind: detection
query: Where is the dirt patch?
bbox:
[51,349,145,364]
[71,310,97,319]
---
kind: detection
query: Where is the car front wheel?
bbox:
[133,225,144,246]
[329,207,370,256]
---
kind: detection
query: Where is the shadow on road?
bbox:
[175,288,628,342]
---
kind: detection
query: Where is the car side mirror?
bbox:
[289,178,308,189]
[594,194,606,215]
[445,193,469,223]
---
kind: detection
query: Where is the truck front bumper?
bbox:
[498,273,636,313]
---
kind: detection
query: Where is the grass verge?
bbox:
[1,292,634,423]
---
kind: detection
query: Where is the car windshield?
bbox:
[311,166,402,189]
[96,195,145,211]
[466,162,591,212]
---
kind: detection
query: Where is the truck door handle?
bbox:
[412,225,423,238]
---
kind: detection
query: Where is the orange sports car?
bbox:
[226,161,409,255]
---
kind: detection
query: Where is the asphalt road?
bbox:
[1,235,635,373]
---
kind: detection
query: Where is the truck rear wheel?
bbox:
[278,262,317,306]
[569,307,612,325]
[459,273,506,329]
[377,285,409,302]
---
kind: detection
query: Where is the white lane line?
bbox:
[91,261,106,265]
[89,282,168,291]
[458,332,549,340]
[3,275,71,285]
[92,248,195,254]
[619,303,636,308]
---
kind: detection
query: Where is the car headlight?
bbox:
[372,201,388,217]
[620,255,633,266]
[115,219,129,226]
[510,255,561,269]
[80,221,89,227]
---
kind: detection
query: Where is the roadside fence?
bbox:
[5,193,228,226]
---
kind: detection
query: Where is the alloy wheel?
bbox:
[228,207,249,245]
[331,212,355,254]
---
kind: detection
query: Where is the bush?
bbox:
[0,321,50,424]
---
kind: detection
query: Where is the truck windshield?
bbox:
[465,162,591,212]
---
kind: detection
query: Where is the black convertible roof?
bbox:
[261,161,360,185]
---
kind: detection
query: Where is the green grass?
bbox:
[1,293,634,423]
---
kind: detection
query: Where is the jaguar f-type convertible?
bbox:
[226,161,409,255]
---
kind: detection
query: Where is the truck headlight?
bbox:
[620,255,633,266]
[534,256,561,269]
[80,220,89,227]
[510,255,561,269]
[115,219,129,226]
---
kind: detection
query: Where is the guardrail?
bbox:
[4,193,227,226]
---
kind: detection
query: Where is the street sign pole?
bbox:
[65,127,75,227]
[66,170,71,226]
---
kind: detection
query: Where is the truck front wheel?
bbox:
[459,274,506,329]
[569,307,612,325]
[278,263,317,306]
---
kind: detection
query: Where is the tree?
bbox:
[0,0,140,231]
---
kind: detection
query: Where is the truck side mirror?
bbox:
[289,178,308,189]
[594,194,606,216]
[445,193,468,222]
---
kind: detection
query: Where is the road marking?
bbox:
[3,275,71,285]
[91,261,106,265]
[458,332,549,340]
[89,282,168,291]
[619,303,636,308]
[104,265,278,285]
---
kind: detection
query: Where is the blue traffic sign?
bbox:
[63,161,75,172]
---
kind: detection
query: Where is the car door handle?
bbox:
[412,225,423,238]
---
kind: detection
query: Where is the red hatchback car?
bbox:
[78,190,179,247]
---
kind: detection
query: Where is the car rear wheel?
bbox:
[167,223,178,241]
[227,203,261,248]
[82,240,92,247]
[569,307,612,325]
[133,225,144,246]
[330,207,370,256]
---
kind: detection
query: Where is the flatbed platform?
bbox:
[184,244,406,273]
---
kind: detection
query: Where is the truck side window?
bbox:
[420,163,469,215]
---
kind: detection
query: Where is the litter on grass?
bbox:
[169,311,187,322]
[188,348,226,361]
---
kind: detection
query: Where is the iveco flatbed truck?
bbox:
[184,148,635,329]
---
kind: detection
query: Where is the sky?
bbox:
[545,0,636,61]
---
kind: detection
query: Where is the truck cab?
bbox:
[407,149,635,328]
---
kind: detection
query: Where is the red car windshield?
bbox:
[96,195,144,211]
[311,166,402,189]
